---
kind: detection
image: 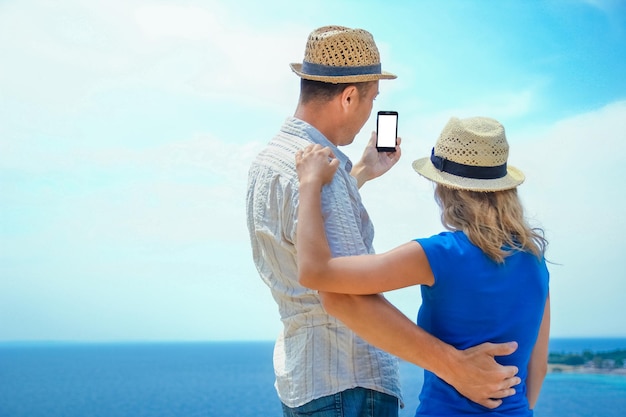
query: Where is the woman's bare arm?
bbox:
[526,295,550,409]
[296,146,433,293]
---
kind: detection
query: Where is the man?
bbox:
[246,26,520,417]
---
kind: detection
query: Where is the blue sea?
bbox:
[1,339,625,417]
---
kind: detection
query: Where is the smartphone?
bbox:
[376,111,398,152]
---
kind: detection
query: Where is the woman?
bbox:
[295,116,550,416]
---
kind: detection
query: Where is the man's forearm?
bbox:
[350,161,369,189]
[320,292,458,375]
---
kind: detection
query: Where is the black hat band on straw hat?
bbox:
[430,148,507,180]
[300,61,383,77]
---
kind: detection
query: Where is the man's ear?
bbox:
[340,85,358,110]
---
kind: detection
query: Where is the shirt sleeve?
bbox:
[416,232,463,287]
[318,169,373,257]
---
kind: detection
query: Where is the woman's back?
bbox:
[415,231,549,416]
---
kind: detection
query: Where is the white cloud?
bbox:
[135,4,218,40]
[516,100,626,226]
[0,0,303,149]
[514,102,626,335]
[81,137,262,240]
[424,87,542,123]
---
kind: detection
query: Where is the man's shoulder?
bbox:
[250,131,311,174]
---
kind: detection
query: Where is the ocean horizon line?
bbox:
[2,336,626,347]
[0,339,276,347]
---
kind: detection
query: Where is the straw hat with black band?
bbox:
[290,25,396,84]
[412,117,525,192]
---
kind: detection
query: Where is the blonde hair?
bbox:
[435,185,547,263]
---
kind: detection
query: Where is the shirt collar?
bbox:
[286,117,353,173]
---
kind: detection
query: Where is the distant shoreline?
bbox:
[548,364,626,375]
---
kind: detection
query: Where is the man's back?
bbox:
[246,117,400,408]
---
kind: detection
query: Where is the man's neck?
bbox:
[294,103,340,146]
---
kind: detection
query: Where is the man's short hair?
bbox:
[300,79,374,104]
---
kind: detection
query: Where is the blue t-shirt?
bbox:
[415,231,549,416]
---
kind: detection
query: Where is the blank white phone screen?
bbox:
[377,114,397,148]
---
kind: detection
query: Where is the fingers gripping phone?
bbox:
[376,111,398,152]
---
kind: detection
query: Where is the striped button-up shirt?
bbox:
[246,117,401,408]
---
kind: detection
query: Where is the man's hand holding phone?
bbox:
[351,131,401,189]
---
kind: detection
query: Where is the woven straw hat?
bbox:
[412,117,525,192]
[290,25,397,83]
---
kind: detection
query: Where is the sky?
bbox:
[1,0,625,342]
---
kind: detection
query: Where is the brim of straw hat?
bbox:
[412,157,525,192]
[289,63,397,83]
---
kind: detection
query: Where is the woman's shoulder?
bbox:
[418,230,467,245]
[417,231,475,257]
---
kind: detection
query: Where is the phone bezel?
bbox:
[376,110,398,152]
